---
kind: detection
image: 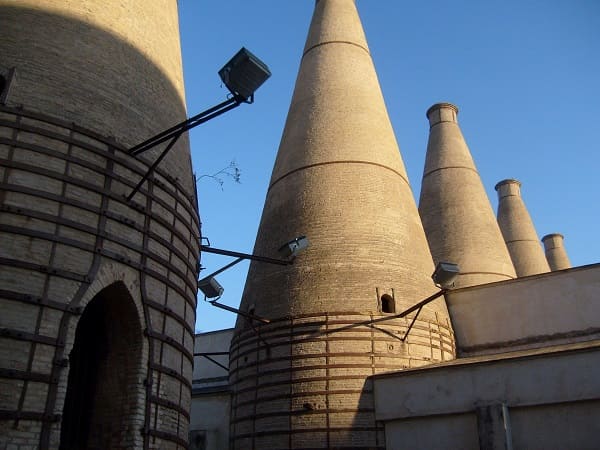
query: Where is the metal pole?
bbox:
[130,96,240,155]
[200,245,291,266]
[126,97,243,201]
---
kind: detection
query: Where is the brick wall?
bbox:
[229,311,454,449]
[0,106,199,449]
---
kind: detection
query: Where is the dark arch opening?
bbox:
[381,294,395,313]
[60,282,142,449]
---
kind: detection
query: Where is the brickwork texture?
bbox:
[0,1,199,449]
[230,1,455,448]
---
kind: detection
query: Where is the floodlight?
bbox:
[431,262,460,289]
[198,277,224,299]
[219,47,271,101]
[126,49,271,200]
[278,236,309,258]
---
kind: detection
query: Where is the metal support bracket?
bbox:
[126,96,244,200]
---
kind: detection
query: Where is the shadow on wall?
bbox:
[0,5,193,192]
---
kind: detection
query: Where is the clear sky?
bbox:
[178,1,600,333]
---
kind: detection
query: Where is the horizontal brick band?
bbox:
[0,368,53,383]
[235,388,371,409]
[0,288,80,313]
[232,425,382,440]
[268,160,410,193]
[145,429,188,448]
[0,409,60,422]
[0,104,199,228]
[232,407,375,425]
[149,362,192,390]
[149,395,189,420]
[144,329,193,364]
[0,327,63,347]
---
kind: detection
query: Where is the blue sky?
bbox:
[179,1,600,333]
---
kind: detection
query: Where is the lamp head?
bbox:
[218,47,271,101]
[278,236,309,258]
[198,276,224,299]
[432,262,460,289]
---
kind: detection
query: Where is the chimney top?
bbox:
[495,178,522,198]
[542,233,565,243]
[426,102,459,126]
[495,178,521,190]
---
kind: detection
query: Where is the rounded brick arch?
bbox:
[60,280,145,448]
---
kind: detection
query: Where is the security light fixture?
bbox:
[278,236,309,258]
[198,236,305,325]
[126,48,271,200]
[432,262,460,289]
[219,47,272,101]
[198,277,224,299]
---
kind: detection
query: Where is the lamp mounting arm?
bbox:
[200,245,292,266]
[126,96,243,201]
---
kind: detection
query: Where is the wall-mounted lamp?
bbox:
[432,262,460,289]
[197,236,308,323]
[126,47,271,200]
[198,277,224,299]
[278,236,309,258]
[219,47,272,102]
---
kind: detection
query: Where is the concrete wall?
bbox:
[190,393,231,450]
[192,329,232,390]
[190,329,233,450]
[373,341,600,450]
[446,263,600,356]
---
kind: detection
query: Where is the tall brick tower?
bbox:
[542,233,572,271]
[419,103,516,288]
[495,179,550,276]
[229,1,454,448]
[0,1,199,449]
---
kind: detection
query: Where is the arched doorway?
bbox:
[60,282,143,449]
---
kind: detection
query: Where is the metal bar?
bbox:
[127,132,181,201]
[144,298,194,337]
[146,429,189,448]
[149,395,190,420]
[0,226,198,302]
[194,352,229,356]
[324,289,446,336]
[249,319,271,351]
[0,328,62,347]
[401,306,423,341]
[208,300,270,324]
[0,288,76,313]
[130,98,241,156]
[0,368,53,383]
[201,354,229,372]
[127,97,241,199]
[148,364,192,390]
[199,257,244,282]
[140,180,156,450]
[0,108,201,232]
[0,410,60,422]
[130,97,239,155]
[144,329,194,364]
[200,245,291,266]
[0,156,200,244]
